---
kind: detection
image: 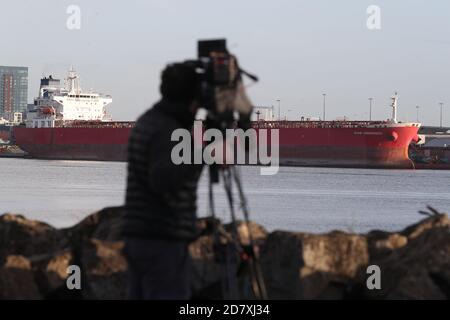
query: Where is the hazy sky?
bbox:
[1,0,449,125]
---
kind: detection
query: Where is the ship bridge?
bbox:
[26,68,113,128]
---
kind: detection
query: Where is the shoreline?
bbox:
[1,151,450,170]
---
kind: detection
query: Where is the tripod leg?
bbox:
[231,166,269,300]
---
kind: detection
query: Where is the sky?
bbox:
[1,0,449,125]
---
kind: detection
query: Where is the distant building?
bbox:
[0,66,28,120]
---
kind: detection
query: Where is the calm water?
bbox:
[1,158,449,233]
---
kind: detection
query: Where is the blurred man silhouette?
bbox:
[122,63,203,300]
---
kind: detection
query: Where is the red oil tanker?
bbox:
[12,71,420,168]
[13,119,420,168]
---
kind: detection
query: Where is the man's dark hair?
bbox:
[160,63,197,103]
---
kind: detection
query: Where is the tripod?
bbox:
[207,164,268,300]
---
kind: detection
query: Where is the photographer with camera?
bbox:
[122,39,260,300]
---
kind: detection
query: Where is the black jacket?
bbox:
[123,99,203,241]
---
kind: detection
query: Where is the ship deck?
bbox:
[252,120,420,129]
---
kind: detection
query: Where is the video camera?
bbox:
[184,39,258,131]
[183,41,267,299]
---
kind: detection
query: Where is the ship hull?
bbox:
[14,144,127,161]
[277,146,412,168]
[13,127,131,161]
[261,125,420,168]
[13,123,419,168]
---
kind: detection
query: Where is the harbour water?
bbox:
[1,158,449,233]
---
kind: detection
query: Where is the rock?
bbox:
[80,239,127,299]
[4,255,32,269]
[260,230,368,299]
[189,219,268,299]
[0,214,63,259]
[189,218,268,299]
[367,231,408,260]
[30,250,73,297]
[226,220,268,246]
[359,214,450,299]
[0,255,42,299]
[0,207,127,300]
[189,233,222,299]
[299,231,369,278]
[0,206,449,300]
[401,213,450,239]
[64,206,124,241]
[259,231,302,299]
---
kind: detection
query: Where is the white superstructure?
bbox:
[390,92,398,123]
[26,68,112,128]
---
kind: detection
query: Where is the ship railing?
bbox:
[50,119,394,129]
[251,120,390,129]
[55,120,135,128]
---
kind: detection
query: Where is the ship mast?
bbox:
[390,92,398,123]
[66,66,81,95]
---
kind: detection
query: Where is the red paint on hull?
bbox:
[13,127,132,161]
[253,124,419,168]
[13,121,419,168]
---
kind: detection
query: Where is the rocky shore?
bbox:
[0,207,449,299]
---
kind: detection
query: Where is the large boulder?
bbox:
[0,214,64,259]
[58,207,127,299]
[360,214,450,299]
[260,231,368,299]
[79,238,127,299]
[30,250,74,298]
[0,255,42,299]
[0,207,126,299]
